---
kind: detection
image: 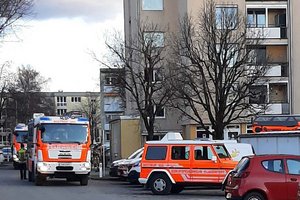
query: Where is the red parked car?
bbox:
[223,154,300,200]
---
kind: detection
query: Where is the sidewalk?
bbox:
[90,168,115,180]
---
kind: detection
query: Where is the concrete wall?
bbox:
[291,0,300,113]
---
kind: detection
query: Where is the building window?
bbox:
[57,109,67,115]
[248,46,267,65]
[215,6,238,29]
[154,105,165,118]
[142,0,163,11]
[153,69,163,82]
[249,85,267,104]
[57,96,67,106]
[144,32,164,47]
[71,97,81,103]
[247,9,266,28]
[105,77,117,85]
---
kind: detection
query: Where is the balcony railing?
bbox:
[265,103,289,114]
[247,62,289,77]
[247,26,287,39]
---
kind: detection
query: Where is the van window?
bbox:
[194,146,214,160]
[171,146,190,160]
[213,145,230,158]
[146,146,167,160]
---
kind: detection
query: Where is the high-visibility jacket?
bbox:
[18,148,26,163]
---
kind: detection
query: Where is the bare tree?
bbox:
[0,0,33,39]
[9,65,53,123]
[170,1,269,139]
[78,94,101,144]
[98,22,175,140]
[0,62,15,128]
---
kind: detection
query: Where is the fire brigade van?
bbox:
[139,132,238,195]
[26,113,91,186]
[12,123,28,169]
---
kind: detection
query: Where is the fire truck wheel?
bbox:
[80,175,89,186]
[170,185,184,194]
[35,174,45,186]
[149,173,172,195]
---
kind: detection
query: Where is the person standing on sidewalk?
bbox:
[18,143,27,180]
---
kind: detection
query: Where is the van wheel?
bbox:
[149,173,172,195]
[171,185,184,194]
[244,192,265,200]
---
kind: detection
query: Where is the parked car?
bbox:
[109,147,143,177]
[117,149,143,178]
[127,158,141,184]
[223,154,300,200]
[0,149,4,164]
[1,147,12,161]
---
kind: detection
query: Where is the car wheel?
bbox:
[149,173,172,195]
[170,185,184,194]
[244,192,265,200]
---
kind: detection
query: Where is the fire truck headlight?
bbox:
[37,162,48,172]
[38,150,43,162]
[80,162,91,171]
[87,150,91,162]
[84,162,91,168]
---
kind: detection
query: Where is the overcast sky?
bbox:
[0,0,123,92]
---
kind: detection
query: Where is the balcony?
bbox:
[265,103,289,114]
[247,7,287,40]
[247,63,288,77]
[247,26,286,39]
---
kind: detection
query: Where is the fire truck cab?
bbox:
[27,113,91,186]
[12,123,28,169]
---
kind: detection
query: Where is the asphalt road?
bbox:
[0,162,226,200]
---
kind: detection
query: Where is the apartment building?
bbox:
[99,68,125,148]
[123,0,298,140]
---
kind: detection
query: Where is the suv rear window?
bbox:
[146,146,167,160]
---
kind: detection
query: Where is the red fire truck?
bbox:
[27,113,91,186]
[12,123,28,169]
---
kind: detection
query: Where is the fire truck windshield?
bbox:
[15,131,28,143]
[40,124,88,144]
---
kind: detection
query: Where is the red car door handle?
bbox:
[290,178,297,182]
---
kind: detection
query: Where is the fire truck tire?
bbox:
[35,174,45,186]
[80,175,89,186]
[149,173,172,195]
[170,185,184,194]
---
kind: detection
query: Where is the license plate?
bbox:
[58,163,71,166]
